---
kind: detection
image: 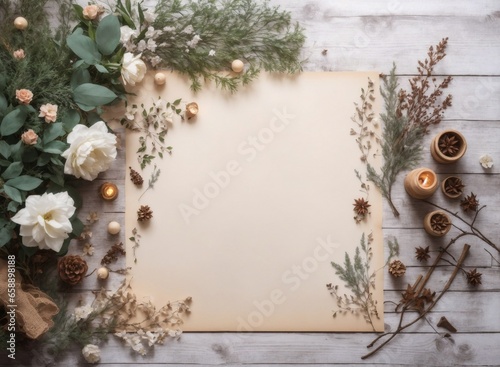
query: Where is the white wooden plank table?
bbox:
[16,1,500,366]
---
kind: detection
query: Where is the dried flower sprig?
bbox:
[366,39,453,217]
[129,227,142,264]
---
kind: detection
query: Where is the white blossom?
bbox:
[144,10,158,23]
[186,34,202,48]
[62,121,117,180]
[120,25,138,45]
[136,40,147,52]
[74,305,93,321]
[149,55,162,67]
[208,49,216,56]
[479,154,493,169]
[83,243,94,256]
[145,26,160,39]
[125,104,138,120]
[12,192,75,252]
[146,38,157,52]
[181,25,194,34]
[121,53,147,86]
[82,344,101,364]
[163,26,175,32]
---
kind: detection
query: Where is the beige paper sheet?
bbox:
[125,71,383,332]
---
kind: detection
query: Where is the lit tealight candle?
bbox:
[185,102,198,119]
[404,168,438,199]
[100,182,118,201]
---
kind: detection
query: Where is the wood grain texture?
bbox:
[17,0,498,366]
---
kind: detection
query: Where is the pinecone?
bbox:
[444,177,464,196]
[430,213,450,234]
[353,198,371,216]
[137,205,153,221]
[466,268,482,286]
[129,167,143,186]
[460,192,479,212]
[415,246,431,262]
[438,133,460,157]
[388,259,406,277]
[58,255,88,285]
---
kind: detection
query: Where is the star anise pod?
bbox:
[444,177,464,196]
[420,288,435,303]
[438,133,460,157]
[353,197,371,216]
[430,213,450,233]
[137,205,153,221]
[415,246,431,262]
[466,268,482,286]
[401,284,416,304]
[460,192,479,212]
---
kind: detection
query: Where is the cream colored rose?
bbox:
[21,129,38,145]
[13,49,25,60]
[82,344,100,364]
[61,121,117,181]
[83,5,99,20]
[121,53,147,86]
[39,103,58,123]
[16,89,33,104]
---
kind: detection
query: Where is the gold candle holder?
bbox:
[100,182,118,201]
[185,102,198,119]
[404,168,438,199]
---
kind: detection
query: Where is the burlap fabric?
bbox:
[0,259,59,339]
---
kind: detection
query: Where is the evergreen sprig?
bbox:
[365,39,452,217]
[152,0,305,92]
[328,232,379,331]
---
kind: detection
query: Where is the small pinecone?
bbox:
[137,205,153,221]
[58,255,88,285]
[460,192,479,212]
[388,259,406,277]
[129,167,143,186]
[415,246,431,262]
[466,268,482,286]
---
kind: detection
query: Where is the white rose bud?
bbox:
[82,344,101,364]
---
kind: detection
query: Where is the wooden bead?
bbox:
[97,267,109,280]
[107,221,121,235]
[231,59,244,73]
[154,72,167,85]
[14,17,28,30]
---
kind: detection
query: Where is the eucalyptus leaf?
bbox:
[63,109,81,132]
[43,140,67,154]
[0,227,11,247]
[3,185,22,203]
[1,162,23,180]
[56,238,71,256]
[1,108,27,136]
[96,15,121,56]
[0,95,7,112]
[5,175,43,191]
[73,83,117,108]
[66,32,102,65]
[0,140,10,158]
[7,200,19,213]
[43,122,64,144]
[37,153,52,167]
[71,69,91,90]
[71,216,84,237]
[95,64,109,73]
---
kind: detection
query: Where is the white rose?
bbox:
[82,344,101,364]
[61,121,117,181]
[12,192,75,252]
[121,52,147,86]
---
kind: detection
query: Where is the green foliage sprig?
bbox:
[150,0,305,92]
[365,39,453,217]
[327,233,379,331]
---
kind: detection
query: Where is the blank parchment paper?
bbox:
[125,71,384,332]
